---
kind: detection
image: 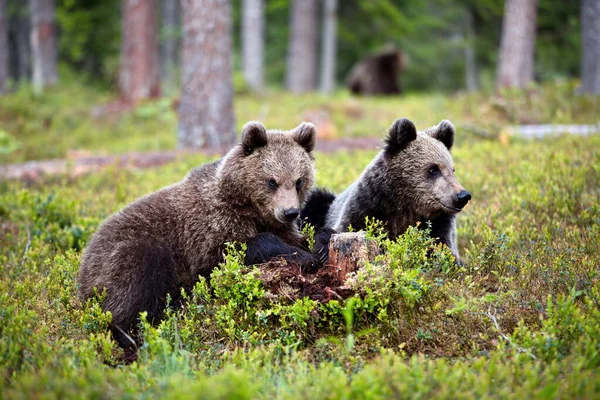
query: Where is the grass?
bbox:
[1,78,600,398]
[1,69,598,163]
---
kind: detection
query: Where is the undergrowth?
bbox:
[1,129,599,397]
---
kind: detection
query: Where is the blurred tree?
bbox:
[7,0,31,83]
[119,0,160,103]
[319,0,337,94]
[30,0,58,94]
[463,6,478,91]
[0,0,8,94]
[160,0,180,94]
[55,0,120,81]
[286,0,318,93]
[496,0,538,89]
[242,0,264,92]
[581,0,600,94]
[178,0,235,149]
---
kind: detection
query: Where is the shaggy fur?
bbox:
[303,118,471,262]
[78,121,330,352]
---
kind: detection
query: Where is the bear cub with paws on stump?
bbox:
[302,118,471,263]
[78,121,332,360]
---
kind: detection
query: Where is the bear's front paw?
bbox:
[312,227,336,265]
[286,250,320,274]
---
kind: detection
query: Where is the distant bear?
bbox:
[78,121,331,358]
[301,118,471,262]
[345,48,404,96]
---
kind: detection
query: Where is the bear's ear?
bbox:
[384,118,417,155]
[427,120,455,150]
[241,121,268,155]
[292,122,316,153]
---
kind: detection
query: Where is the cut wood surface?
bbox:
[255,232,379,303]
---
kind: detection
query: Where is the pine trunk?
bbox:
[496,0,538,89]
[30,0,57,94]
[242,0,264,92]
[319,0,337,94]
[161,0,180,94]
[581,0,600,94]
[178,0,236,149]
[286,0,318,93]
[0,0,8,94]
[119,0,160,103]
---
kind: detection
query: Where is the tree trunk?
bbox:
[319,0,337,94]
[161,0,180,95]
[178,0,236,149]
[286,0,318,93]
[0,0,8,94]
[119,0,160,103]
[464,7,478,92]
[581,0,600,94]
[242,0,264,92]
[496,0,538,89]
[30,0,57,94]
[8,2,31,82]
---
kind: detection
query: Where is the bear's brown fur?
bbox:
[78,121,328,356]
[302,118,471,262]
[345,48,404,95]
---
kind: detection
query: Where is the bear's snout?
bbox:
[283,208,300,221]
[455,190,472,208]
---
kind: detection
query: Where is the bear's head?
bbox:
[384,118,471,218]
[218,121,316,227]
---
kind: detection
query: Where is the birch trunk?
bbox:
[286,0,318,93]
[30,0,57,94]
[242,0,264,92]
[581,0,600,94]
[319,0,337,94]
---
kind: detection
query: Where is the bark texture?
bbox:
[30,0,57,94]
[581,0,600,94]
[286,0,318,93]
[319,0,337,94]
[119,0,160,103]
[496,0,538,89]
[161,0,180,94]
[0,0,8,94]
[178,0,236,149]
[242,0,264,91]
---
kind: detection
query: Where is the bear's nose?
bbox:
[284,208,300,221]
[456,190,472,207]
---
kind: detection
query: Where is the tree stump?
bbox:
[253,232,380,303]
[328,232,380,285]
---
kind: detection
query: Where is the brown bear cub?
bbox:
[301,118,471,262]
[78,121,332,359]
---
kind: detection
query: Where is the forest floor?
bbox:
[1,79,600,398]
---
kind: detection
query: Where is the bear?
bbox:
[78,121,331,360]
[301,118,471,262]
[345,48,404,96]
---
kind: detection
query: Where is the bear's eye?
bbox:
[428,165,441,176]
[268,179,278,190]
[295,178,303,190]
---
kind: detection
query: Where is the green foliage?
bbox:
[1,87,600,397]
